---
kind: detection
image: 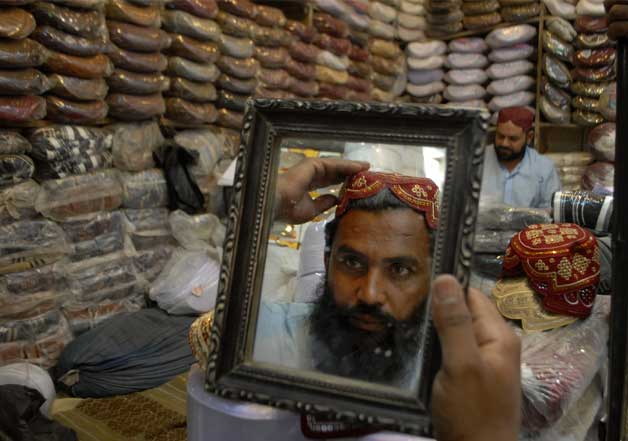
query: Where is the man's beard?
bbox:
[308,283,424,385]
[495,144,527,162]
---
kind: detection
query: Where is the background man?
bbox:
[255,170,439,389]
[481,107,561,208]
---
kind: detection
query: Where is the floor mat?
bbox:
[52,374,188,441]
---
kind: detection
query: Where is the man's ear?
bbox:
[526,128,534,146]
[324,253,330,271]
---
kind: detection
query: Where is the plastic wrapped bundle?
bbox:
[0,131,30,155]
[62,298,144,336]
[107,93,165,120]
[165,97,217,124]
[124,207,170,232]
[149,249,220,315]
[0,180,40,224]
[106,0,162,28]
[0,220,72,275]
[0,154,34,188]
[45,95,108,125]
[519,297,609,431]
[587,123,615,162]
[582,162,614,195]
[545,152,594,168]
[109,120,163,172]
[0,39,49,69]
[0,96,46,122]
[0,315,73,369]
[35,169,123,221]
[0,310,64,345]
[477,203,552,231]
[0,68,51,96]
[167,56,220,82]
[132,245,175,282]
[0,290,60,323]
[120,169,169,209]
[58,252,147,305]
[474,230,517,253]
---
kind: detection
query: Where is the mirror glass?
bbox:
[252,138,446,393]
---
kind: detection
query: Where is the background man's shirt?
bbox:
[480,145,561,208]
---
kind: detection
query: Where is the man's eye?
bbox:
[339,256,363,270]
[390,263,411,277]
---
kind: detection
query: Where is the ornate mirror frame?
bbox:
[205,99,489,436]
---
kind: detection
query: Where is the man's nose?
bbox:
[358,268,385,305]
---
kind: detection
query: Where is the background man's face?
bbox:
[326,209,432,333]
[495,120,531,161]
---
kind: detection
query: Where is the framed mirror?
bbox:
[205,99,489,436]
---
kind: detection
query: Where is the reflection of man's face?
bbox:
[326,208,432,332]
[495,121,531,162]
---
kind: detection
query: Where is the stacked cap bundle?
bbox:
[162,0,221,125]
[0,4,48,122]
[444,37,489,108]
[33,1,112,124]
[405,40,446,103]
[369,37,406,102]
[426,0,463,38]
[462,0,501,32]
[571,15,615,126]
[545,151,594,190]
[343,0,375,100]
[365,0,398,41]
[105,0,172,121]
[396,0,428,42]
[485,24,536,120]
[539,17,575,124]
[499,0,540,24]
[285,20,321,98]
[250,4,296,102]
[310,12,353,100]
[162,0,223,124]
[582,122,615,195]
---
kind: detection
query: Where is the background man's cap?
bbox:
[497,107,535,131]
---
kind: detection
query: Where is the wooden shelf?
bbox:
[0,118,112,129]
[539,122,586,129]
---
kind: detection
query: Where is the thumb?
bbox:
[311,194,338,217]
[431,275,480,374]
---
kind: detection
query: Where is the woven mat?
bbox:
[52,374,188,441]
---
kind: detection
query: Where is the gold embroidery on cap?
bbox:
[557,257,573,280]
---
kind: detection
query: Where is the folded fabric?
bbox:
[409,68,445,85]
[487,75,535,95]
[407,80,445,97]
[52,307,197,397]
[542,0,576,18]
[406,40,447,58]
[488,59,534,79]
[446,52,488,69]
[485,24,537,49]
[407,55,445,70]
[488,44,534,63]
[108,44,167,73]
[444,84,486,101]
[444,68,487,85]
[449,37,488,53]
[488,90,535,112]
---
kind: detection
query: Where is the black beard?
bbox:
[495,144,527,162]
[308,283,424,385]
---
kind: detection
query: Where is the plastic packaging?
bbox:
[130,228,177,251]
[576,0,605,15]
[543,0,576,19]
[251,28,293,52]
[574,48,616,68]
[542,55,571,88]
[572,109,604,126]
[167,56,219,83]
[444,68,487,85]
[368,1,397,22]
[446,52,488,69]
[410,68,445,85]
[217,73,256,94]
[0,69,50,95]
[407,55,446,71]
[106,93,166,120]
[587,123,615,162]
[254,46,289,69]
[107,44,167,73]
[257,68,292,90]
[165,98,218,124]
[173,128,223,180]
[124,207,169,231]
[0,220,71,274]
[149,249,220,315]
[406,40,447,59]
[407,80,446,97]
[48,74,106,101]
[217,108,243,129]
[575,33,610,50]
[313,33,351,56]
[463,12,501,30]
[462,0,499,15]
[486,24,537,48]
[217,0,256,18]
[107,69,169,95]
[0,39,49,69]
[168,77,216,103]
[0,179,39,223]
[0,154,33,188]
[598,83,616,122]
[285,20,317,43]
[582,162,614,195]
[215,10,254,38]
[31,25,107,58]
[62,298,144,336]
[0,96,46,122]
[290,79,319,97]
[398,11,427,29]
[346,75,371,92]
[371,71,394,91]
[288,41,320,63]
[110,121,161,172]
[28,124,111,161]
[426,21,462,39]
[105,0,161,28]
[109,21,171,53]
[348,59,372,79]
[169,0,219,19]
[45,0,105,8]
[285,57,315,81]
[218,34,253,59]
[478,204,551,231]
[572,64,615,83]
[348,45,369,63]
[0,363,56,416]
[316,50,349,71]
[488,75,534,96]
[396,26,426,42]
[45,96,108,125]
[489,91,535,112]
[0,131,30,155]
[315,65,349,84]
[546,17,576,42]
[520,298,609,431]
[501,3,540,22]
[572,96,599,113]
[449,37,488,53]
[255,5,286,28]
[216,89,247,111]
[35,170,123,221]
[44,51,113,79]
[61,211,124,244]
[572,81,609,99]
[488,44,534,63]
[542,30,574,63]
[120,169,169,209]
[1,309,62,344]
[132,245,174,282]
[541,77,570,108]
[444,84,485,101]
[551,191,613,233]
[488,59,534,80]
[162,10,221,42]
[575,15,608,33]
[540,96,570,124]
[217,55,258,79]
[30,2,105,38]
[545,152,593,167]
[169,210,224,251]
[0,7,35,39]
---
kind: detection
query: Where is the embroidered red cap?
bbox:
[502,223,600,318]
[336,171,440,230]
[497,107,535,132]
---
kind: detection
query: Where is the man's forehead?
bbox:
[497,120,526,136]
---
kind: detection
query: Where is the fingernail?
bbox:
[433,281,461,305]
